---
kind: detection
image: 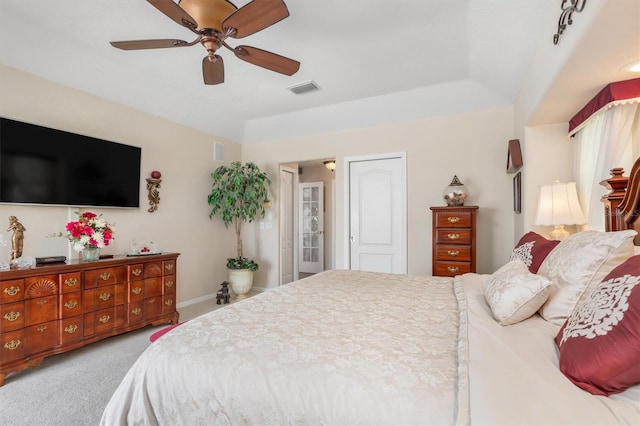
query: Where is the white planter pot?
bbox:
[228,269,254,299]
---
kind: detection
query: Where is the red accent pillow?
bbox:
[555,255,640,395]
[510,231,560,273]
[149,322,184,342]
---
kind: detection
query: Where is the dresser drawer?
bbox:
[163,260,176,275]
[435,211,473,228]
[25,319,59,355]
[60,293,82,318]
[24,275,58,298]
[434,261,472,277]
[60,317,83,345]
[60,272,81,293]
[24,295,58,326]
[84,267,126,289]
[83,305,125,336]
[128,264,145,282]
[435,229,472,245]
[163,275,176,295]
[83,285,126,311]
[1,280,24,303]
[0,301,24,332]
[435,245,472,262]
[0,330,24,363]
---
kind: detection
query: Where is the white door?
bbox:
[348,154,407,274]
[279,166,296,284]
[299,181,324,273]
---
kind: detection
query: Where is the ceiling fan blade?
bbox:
[223,0,290,39]
[234,45,300,76]
[110,39,192,50]
[147,0,199,33]
[203,55,224,85]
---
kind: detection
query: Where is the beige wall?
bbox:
[0,63,579,302]
[242,107,519,289]
[0,64,241,306]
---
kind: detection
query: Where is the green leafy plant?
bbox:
[208,161,271,270]
[226,257,259,271]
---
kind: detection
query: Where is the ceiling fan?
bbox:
[110,0,300,85]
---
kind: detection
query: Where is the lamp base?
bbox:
[549,225,570,241]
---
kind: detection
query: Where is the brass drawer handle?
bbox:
[64,300,78,309]
[99,272,111,281]
[4,286,20,296]
[64,278,78,287]
[64,324,78,334]
[165,299,173,307]
[164,280,174,288]
[447,216,460,223]
[4,340,21,350]
[165,264,174,271]
[147,298,156,304]
[98,315,111,324]
[99,292,111,301]
[447,266,460,273]
[132,269,142,276]
[447,233,460,240]
[37,325,47,332]
[132,287,142,295]
[37,299,47,306]
[447,250,460,257]
[131,307,142,316]
[3,312,20,322]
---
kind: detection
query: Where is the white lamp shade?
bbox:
[534,181,586,226]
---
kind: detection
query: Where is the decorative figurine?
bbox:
[7,216,26,260]
[146,170,162,213]
[216,281,230,305]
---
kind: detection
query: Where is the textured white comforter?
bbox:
[101,270,640,425]
[101,270,470,425]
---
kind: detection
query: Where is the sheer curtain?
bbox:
[573,102,640,231]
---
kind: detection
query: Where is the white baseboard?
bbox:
[176,286,267,309]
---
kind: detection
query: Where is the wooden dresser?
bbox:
[430,206,478,277]
[0,253,179,386]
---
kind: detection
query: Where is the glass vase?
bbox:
[80,246,100,262]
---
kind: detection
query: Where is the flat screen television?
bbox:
[0,117,141,208]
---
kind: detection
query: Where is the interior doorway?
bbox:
[279,160,335,285]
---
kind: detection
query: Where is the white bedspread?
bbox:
[101,270,470,425]
[102,270,640,426]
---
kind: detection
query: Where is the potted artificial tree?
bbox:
[207,161,271,298]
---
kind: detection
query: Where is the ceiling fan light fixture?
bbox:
[287,80,320,95]
[178,0,237,32]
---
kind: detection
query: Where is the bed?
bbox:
[101,160,640,426]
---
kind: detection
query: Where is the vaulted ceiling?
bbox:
[0,1,637,143]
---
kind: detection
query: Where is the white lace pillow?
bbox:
[484,259,552,326]
[537,230,637,325]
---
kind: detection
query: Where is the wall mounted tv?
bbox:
[0,117,141,208]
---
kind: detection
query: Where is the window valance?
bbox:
[569,78,640,135]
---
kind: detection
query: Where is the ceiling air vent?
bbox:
[287,80,320,95]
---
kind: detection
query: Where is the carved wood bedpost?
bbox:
[601,167,629,232]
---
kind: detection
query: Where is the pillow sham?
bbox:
[537,230,636,325]
[484,259,552,325]
[510,231,560,273]
[555,255,640,396]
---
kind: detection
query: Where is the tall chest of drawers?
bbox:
[0,253,179,386]
[430,206,478,277]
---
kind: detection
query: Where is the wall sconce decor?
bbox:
[323,159,336,171]
[146,170,162,213]
[553,0,586,45]
[534,181,586,240]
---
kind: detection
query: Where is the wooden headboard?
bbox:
[603,157,640,245]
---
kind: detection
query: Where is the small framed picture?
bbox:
[513,172,522,213]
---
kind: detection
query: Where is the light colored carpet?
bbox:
[0,298,221,426]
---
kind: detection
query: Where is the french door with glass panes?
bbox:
[299,182,324,273]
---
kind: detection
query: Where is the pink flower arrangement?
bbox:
[66,211,115,252]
